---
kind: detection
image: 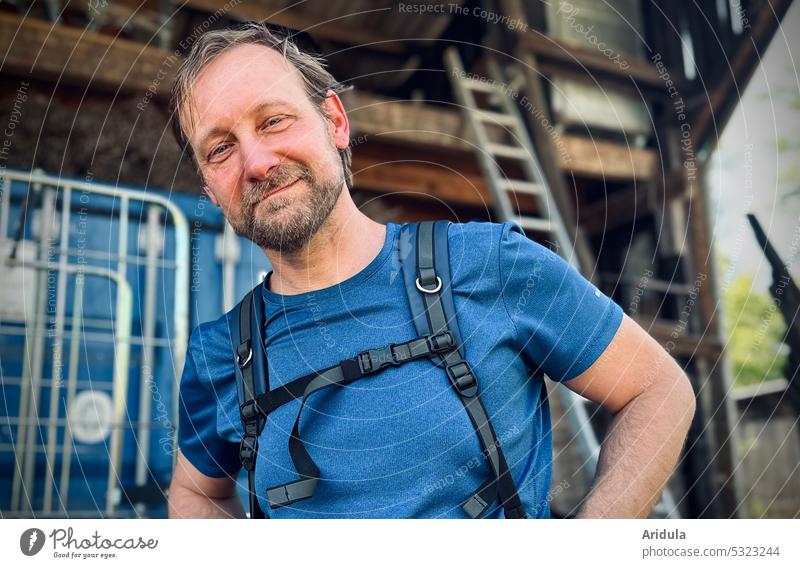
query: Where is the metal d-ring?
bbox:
[416,276,442,294]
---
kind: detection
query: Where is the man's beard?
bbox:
[228,159,344,254]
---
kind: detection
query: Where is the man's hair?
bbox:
[169,22,353,190]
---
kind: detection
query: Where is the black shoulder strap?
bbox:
[400,220,528,519]
[231,283,268,519]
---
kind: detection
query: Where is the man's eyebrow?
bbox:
[195,99,290,151]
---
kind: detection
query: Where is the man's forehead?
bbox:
[184,43,307,141]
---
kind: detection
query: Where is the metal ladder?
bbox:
[444,48,678,518]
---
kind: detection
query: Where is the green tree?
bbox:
[723,272,788,386]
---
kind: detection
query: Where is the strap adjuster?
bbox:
[240,400,261,421]
[427,331,455,353]
[446,362,478,397]
[239,434,258,471]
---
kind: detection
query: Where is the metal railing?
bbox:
[0,169,189,517]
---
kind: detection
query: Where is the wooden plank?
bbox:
[342,90,472,151]
[351,148,489,208]
[182,0,409,53]
[515,29,669,90]
[347,90,660,182]
[351,139,540,214]
[0,13,176,95]
[67,0,164,34]
[555,133,659,181]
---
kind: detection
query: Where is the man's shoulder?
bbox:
[187,310,237,376]
[437,220,550,268]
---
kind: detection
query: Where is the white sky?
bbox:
[706,1,800,291]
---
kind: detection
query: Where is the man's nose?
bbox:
[241,138,282,184]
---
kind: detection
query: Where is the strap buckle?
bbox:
[239,434,258,471]
[239,399,261,421]
[358,344,401,375]
[446,361,478,397]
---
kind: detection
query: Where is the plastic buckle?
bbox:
[239,400,260,422]
[427,332,454,353]
[358,344,399,375]
[239,434,258,471]
[446,362,478,397]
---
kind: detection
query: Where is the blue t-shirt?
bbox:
[178,221,623,518]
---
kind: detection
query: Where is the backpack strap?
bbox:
[232,281,457,511]
[230,221,527,519]
[231,283,268,519]
[262,330,458,508]
[400,220,528,519]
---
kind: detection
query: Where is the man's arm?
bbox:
[168,450,246,519]
[562,314,696,518]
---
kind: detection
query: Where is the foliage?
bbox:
[723,272,788,386]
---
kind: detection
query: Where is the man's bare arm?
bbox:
[563,315,696,518]
[168,450,246,519]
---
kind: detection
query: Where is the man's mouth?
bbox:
[266,177,301,199]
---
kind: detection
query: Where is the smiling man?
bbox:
[166,23,696,519]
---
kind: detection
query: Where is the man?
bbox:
[167,23,695,519]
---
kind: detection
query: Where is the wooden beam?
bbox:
[351,142,489,208]
[182,0,409,53]
[0,12,176,95]
[347,91,661,182]
[67,0,164,34]
[515,29,669,91]
[692,0,794,152]
[351,140,537,214]
[555,134,659,181]
[343,90,472,151]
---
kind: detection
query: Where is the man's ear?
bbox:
[321,89,350,151]
[202,183,219,206]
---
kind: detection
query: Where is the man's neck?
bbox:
[262,195,387,296]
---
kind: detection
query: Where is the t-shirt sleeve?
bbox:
[177,324,242,478]
[498,221,623,382]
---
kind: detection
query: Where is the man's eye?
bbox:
[209,144,229,158]
[262,116,288,130]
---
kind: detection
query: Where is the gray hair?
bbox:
[169,22,353,190]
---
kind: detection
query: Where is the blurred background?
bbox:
[0,0,797,519]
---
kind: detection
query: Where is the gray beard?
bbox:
[229,161,343,254]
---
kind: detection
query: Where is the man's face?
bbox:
[184,43,349,253]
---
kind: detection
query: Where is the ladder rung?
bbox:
[499,179,543,195]
[461,77,500,93]
[473,109,516,126]
[514,216,553,233]
[486,143,529,160]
